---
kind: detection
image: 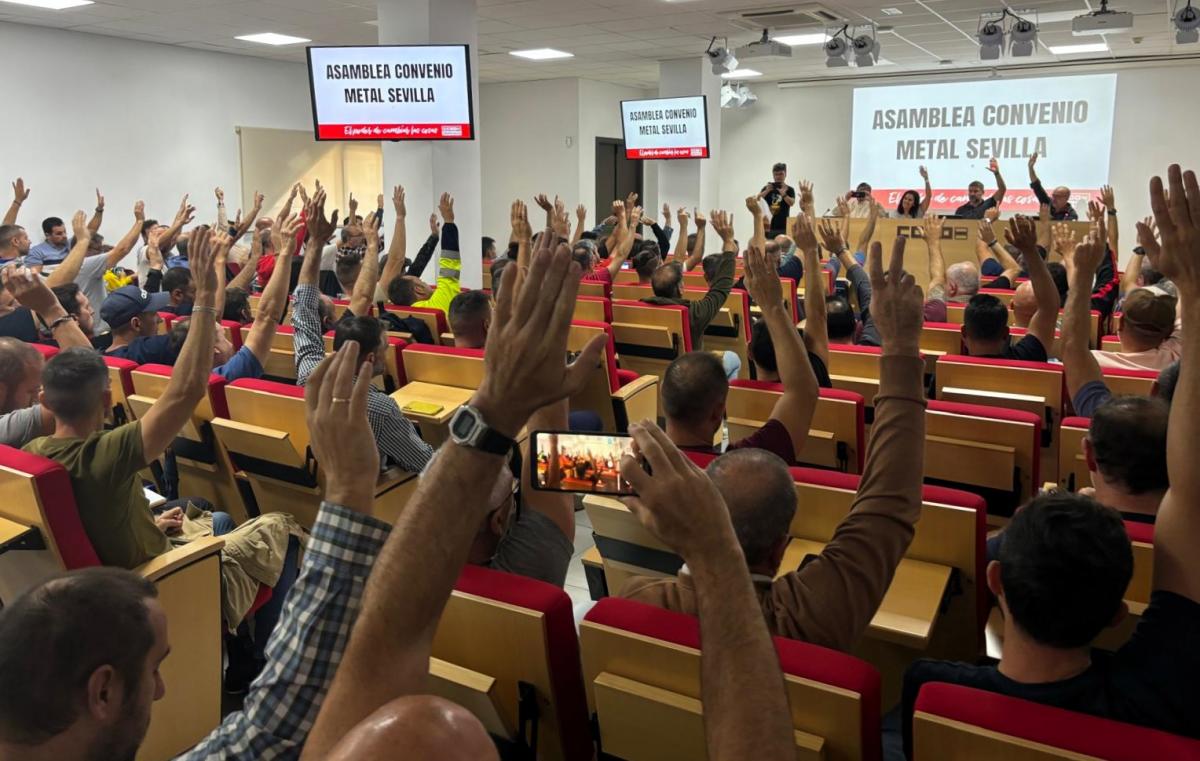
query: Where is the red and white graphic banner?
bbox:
[871,187,1099,215]
[317,123,472,140]
[626,146,708,159]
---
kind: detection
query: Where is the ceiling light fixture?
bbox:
[509,48,574,60]
[720,68,762,78]
[1175,1,1200,43]
[720,82,757,109]
[824,35,851,67]
[852,28,880,66]
[235,32,311,45]
[1010,17,1038,56]
[774,32,826,46]
[824,24,879,68]
[976,9,1038,60]
[1047,41,1109,54]
[0,0,92,8]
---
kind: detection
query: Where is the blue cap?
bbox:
[100,286,171,329]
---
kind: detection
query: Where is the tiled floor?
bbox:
[565,498,596,617]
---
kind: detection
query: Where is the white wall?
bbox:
[0,22,312,234]
[578,79,656,221]
[720,62,1200,264]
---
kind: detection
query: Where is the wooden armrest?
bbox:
[136,536,225,582]
[612,374,658,400]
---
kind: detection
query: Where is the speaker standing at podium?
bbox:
[758,162,796,237]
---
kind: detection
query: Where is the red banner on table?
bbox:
[317,123,473,140]
[870,188,1097,215]
[626,146,709,160]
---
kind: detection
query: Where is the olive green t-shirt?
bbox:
[25,421,171,568]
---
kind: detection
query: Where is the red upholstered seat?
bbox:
[1062,415,1090,428]
[572,320,638,393]
[586,597,882,761]
[218,319,244,350]
[612,299,693,352]
[615,369,638,388]
[230,377,306,399]
[0,445,99,569]
[384,303,449,335]
[404,344,484,359]
[31,343,58,360]
[938,354,1062,374]
[914,682,1200,761]
[729,382,867,471]
[1123,519,1154,545]
[158,311,177,330]
[135,364,231,419]
[103,355,138,396]
[275,324,295,336]
[577,295,613,323]
[454,564,592,761]
[1100,366,1159,381]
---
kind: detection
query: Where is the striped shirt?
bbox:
[291,283,433,472]
[177,502,392,760]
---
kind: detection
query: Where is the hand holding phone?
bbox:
[530,431,643,496]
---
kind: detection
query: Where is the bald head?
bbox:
[705,449,796,568]
[326,696,498,761]
[1011,281,1037,328]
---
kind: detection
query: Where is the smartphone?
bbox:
[853,190,868,200]
[529,430,640,496]
[402,401,444,416]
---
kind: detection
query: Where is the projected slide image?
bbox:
[621,95,710,160]
[850,74,1116,213]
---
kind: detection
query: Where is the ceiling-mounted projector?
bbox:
[736,29,793,59]
[1072,0,1134,35]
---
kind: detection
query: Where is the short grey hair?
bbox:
[946,262,980,295]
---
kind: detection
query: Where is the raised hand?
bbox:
[304,188,340,246]
[1136,216,1160,265]
[867,236,923,356]
[710,210,734,245]
[978,217,998,245]
[214,187,224,204]
[2,262,59,315]
[799,179,814,205]
[792,213,819,255]
[476,231,607,438]
[694,209,706,229]
[1100,184,1116,210]
[363,212,381,251]
[984,206,1001,223]
[134,200,145,222]
[921,212,944,242]
[251,191,265,213]
[576,203,587,223]
[661,202,670,222]
[70,211,88,242]
[533,193,553,213]
[510,200,531,242]
[744,195,760,215]
[1149,164,1200,295]
[1073,219,1108,277]
[619,421,733,561]
[277,213,304,256]
[187,225,218,298]
[429,213,440,237]
[393,185,406,217]
[550,200,571,239]
[817,218,847,254]
[834,195,850,217]
[919,165,929,181]
[988,158,1000,175]
[1052,222,1078,258]
[347,192,359,224]
[624,191,639,214]
[1004,214,1039,254]
[1028,152,1038,170]
[95,188,105,211]
[742,241,783,309]
[1087,199,1104,222]
[10,178,29,204]
[305,341,379,509]
[298,183,310,206]
[438,192,455,223]
[677,206,690,227]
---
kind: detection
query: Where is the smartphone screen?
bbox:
[530,431,636,496]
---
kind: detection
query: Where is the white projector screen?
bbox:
[850,73,1117,213]
[621,95,710,160]
[307,44,474,141]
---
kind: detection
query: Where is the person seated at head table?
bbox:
[899,162,1200,759]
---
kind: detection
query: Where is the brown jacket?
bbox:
[620,353,927,652]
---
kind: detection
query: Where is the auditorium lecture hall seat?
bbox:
[572,294,613,324]
[210,378,417,527]
[918,321,964,368]
[126,364,248,523]
[1099,366,1159,399]
[925,400,1042,517]
[581,597,882,761]
[977,286,1015,306]
[912,682,1200,761]
[824,344,930,415]
[726,379,866,473]
[430,564,592,761]
[29,342,57,360]
[567,321,658,432]
[396,344,485,444]
[382,302,448,340]
[934,355,1065,482]
[0,445,224,761]
[1101,334,1122,352]
[103,355,138,426]
[1058,416,1091,492]
[609,300,692,399]
[577,279,611,299]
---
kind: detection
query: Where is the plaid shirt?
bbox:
[177,502,392,760]
[291,283,433,472]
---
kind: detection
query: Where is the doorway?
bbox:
[595,138,643,225]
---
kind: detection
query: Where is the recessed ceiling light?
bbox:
[236,32,311,46]
[881,7,903,15]
[0,0,93,8]
[721,68,763,78]
[509,48,574,60]
[774,32,827,46]
[1047,42,1109,54]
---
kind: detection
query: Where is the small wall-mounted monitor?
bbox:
[620,95,710,160]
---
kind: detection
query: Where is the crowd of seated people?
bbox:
[0,158,1195,761]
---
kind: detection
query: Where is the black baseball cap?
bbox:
[100,286,171,329]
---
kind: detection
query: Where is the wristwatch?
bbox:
[448,405,515,456]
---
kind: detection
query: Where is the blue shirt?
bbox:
[26,240,69,267]
[1072,379,1113,419]
[107,335,178,365]
[165,255,189,269]
[214,345,264,382]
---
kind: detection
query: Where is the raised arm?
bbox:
[231,191,264,242]
[157,195,195,255]
[1027,153,1051,208]
[922,212,947,298]
[799,179,816,218]
[87,189,104,234]
[918,166,932,217]
[746,195,767,251]
[1062,220,1106,401]
[138,227,219,461]
[571,203,587,246]
[1122,221,1148,296]
[795,214,828,365]
[101,201,147,270]
[243,214,303,365]
[380,186,408,292]
[301,229,606,761]
[44,212,90,287]
[989,160,1007,206]
[669,207,689,262]
[743,242,818,457]
[1005,215,1058,348]
[1147,164,1200,603]
[604,202,635,280]
[977,218,1021,283]
[403,214,439,280]
[620,423,794,761]
[684,210,707,272]
[298,190,338,289]
[2,264,91,350]
[856,198,881,254]
[214,187,228,230]
[1099,185,1119,253]
[3,178,29,226]
[349,204,383,317]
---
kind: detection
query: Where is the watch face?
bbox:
[450,408,477,439]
